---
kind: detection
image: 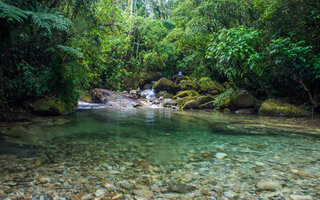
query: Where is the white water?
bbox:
[77,101,108,110]
[141,89,156,99]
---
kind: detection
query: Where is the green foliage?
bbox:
[207,26,262,87]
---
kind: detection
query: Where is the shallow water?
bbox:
[0,109,319,199]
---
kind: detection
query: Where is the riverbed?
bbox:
[0,109,319,199]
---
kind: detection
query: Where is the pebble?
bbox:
[224,190,238,199]
[215,153,227,159]
[290,194,313,200]
[133,189,153,198]
[95,189,106,198]
[255,161,266,167]
[256,180,282,191]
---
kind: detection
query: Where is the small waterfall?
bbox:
[78,101,107,110]
[141,89,156,99]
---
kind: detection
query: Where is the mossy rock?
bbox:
[196,96,214,105]
[181,100,199,110]
[32,98,69,115]
[259,100,309,117]
[199,101,215,109]
[199,77,225,92]
[153,78,180,94]
[214,89,256,111]
[179,80,198,91]
[177,97,196,108]
[156,91,174,98]
[173,90,199,99]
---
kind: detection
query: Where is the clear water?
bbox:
[0,109,319,199]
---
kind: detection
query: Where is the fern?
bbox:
[0,1,28,23]
[0,1,72,33]
[57,45,84,58]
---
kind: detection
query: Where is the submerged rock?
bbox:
[259,100,309,117]
[168,182,196,193]
[256,180,282,191]
[215,153,227,159]
[153,78,180,94]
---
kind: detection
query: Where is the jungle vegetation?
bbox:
[0,0,319,114]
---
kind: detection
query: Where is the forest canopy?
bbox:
[0,0,319,114]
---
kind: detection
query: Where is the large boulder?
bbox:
[173,90,199,99]
[32,98,69,115]
[196,96,214,105]
[259,100,309,117]
[199,101,215,109]
[179,80,199,91]
[156,91,174,99]
[172,75,188,84]
[139,72,162,89]
[199,77,225,93]
[214,90,256,111]
[181,100,199,110]
[153,78,180,94]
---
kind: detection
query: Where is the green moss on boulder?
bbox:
[259,100,309,117]
[196,96,214,105]
[156,91,174,98]
[199,77,225,93]
[177,97,195,108]
[179,80,199,91]
[153,78,180,94]
[214,89,256,111]
[181,100,199,110]
[33,98,69,115]
[199,101,215,109]
[173,90,199,99]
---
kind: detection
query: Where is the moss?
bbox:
[33,98,68,115]
[199,77,225,92]
[259,100,309,117]
[196,96,214,105]
[173,90,199,99]
[213,89,234,110]
[153,78,180,94]
[163,103,172,108]
[177,97,196,108]
[179,80,199,91]
[181,100,199,110]
[199,101,215,109]
[213,89,256,111]
[156,91,174,98]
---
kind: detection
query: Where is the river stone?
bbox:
[95,189,107,197]
[256,180,282,191]
[259,100,309,117]
[196,95,214,105]
[133,189,153,198]
[215,153,227,159]
[168,182,196,193]
[181,100,199,110]
[153,78,180,94]
[224,191,238,199]
[289,194,313,200]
